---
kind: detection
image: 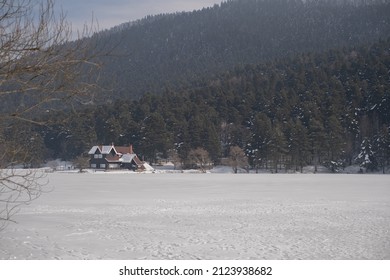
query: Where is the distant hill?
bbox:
[90,0,390,101]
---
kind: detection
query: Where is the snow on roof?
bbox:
[142,162,155,171]
[89,145,135,155]
[88,146,101,154]
[88,145,116,155]
[120,154,136,163]
[101,145,115,154]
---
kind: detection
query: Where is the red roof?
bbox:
[105,155,121,162]
[115,146,133,154]
[133,156,143,165]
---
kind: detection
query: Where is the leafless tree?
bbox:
[73,154,89,173]
[188,148,211,173]
[0,168,46,230]
[228,146,248,173]
[0,0,101,230]
[167,149,181,170]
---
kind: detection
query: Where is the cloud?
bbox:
[55,0,222,31]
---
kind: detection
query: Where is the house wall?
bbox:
[90,152,108,169]
[121,162,137,171]
[108,163,120,169]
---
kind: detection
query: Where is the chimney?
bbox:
[129,144,134,154]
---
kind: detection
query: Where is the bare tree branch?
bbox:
[0,0,102,230]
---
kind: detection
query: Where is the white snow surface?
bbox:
[0,173,389,260]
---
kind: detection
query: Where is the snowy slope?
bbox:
[0,173,389,260]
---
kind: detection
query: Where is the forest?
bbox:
[86,0,390,101]
[12,36,389,173]
[2,0,390,173]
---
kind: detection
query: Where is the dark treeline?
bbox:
[29,37,390,173]
[92,0,390,100]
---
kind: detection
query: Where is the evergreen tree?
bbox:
[268,124,288,173]
[248,113,273,171]
[308,119,327,173]
[287,119,310,173]
[374,126,390,174]
[356,138,378,172]
[138,112,170,163]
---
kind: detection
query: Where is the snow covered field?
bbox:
[0,173,389,260]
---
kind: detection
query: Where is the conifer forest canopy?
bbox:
[2,0,390,172]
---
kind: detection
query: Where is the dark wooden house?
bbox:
[88,144,145,171]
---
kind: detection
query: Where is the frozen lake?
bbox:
[0,173,389,260]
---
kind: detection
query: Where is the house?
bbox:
[88,144,147,171]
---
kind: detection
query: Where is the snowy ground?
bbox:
[0,172,389,260]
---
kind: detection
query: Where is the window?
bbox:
[91,164,96,168]
[94,154,99,159]
[100,164,106,169]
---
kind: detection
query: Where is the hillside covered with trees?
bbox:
[29,37,390,173]
[2,0,390,173]
[91,0,390,100]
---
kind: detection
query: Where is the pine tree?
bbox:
[268,123,287,173]
[308,118,327,172]
[248,113,273,171]
[138,113,170,163]
[287,119,310,173]
[356,138,378,172]
[374,126,390,174]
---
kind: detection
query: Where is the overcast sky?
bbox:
[55,0,223,31]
